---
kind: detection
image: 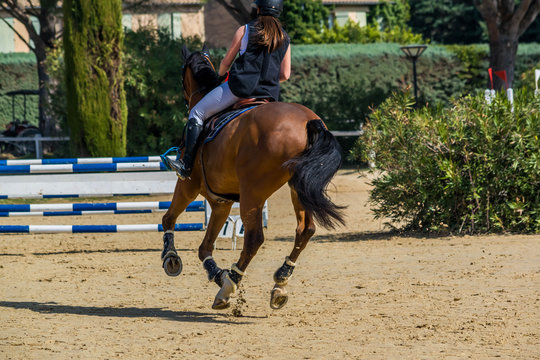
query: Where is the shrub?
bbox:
[357,90,539,234]
[123,29,202,155]
[302,21,424,45]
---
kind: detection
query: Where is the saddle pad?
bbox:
[203,106,257,144]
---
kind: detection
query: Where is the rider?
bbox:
[168,0,291,179]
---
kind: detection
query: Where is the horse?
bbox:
[160,44,345,310]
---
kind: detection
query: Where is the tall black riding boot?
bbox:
[167,118,203,180]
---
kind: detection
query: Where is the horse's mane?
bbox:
[184,52,220,89]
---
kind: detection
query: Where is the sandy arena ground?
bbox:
[1,170,539,359]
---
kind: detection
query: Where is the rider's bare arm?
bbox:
[219,26,245,76]
[279,44,291,82]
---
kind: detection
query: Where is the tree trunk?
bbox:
[63,0,127,157]
[0,1,61,136]
[34,44,56,136]
[488,34,519,90]
[474,0,540,90]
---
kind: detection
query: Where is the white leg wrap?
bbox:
[165,230,174,234]
[231,263,246,276]
[285,256,296,267]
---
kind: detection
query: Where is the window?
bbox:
[158,13,182,39]
[122,14,132,31]
[29,16,40,49]
[335,11,349,27]
[356,11,367,27]
[0,17,15,53]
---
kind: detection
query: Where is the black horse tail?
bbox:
[286,119,346,229]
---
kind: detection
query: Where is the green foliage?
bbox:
[301,0,424,46]
[123,29,202,155]
[519,60,540,92]
[302,21,424,45]
[408,0,485,44]
[369,0,411,29]
[2,41,538,159]
[521,16,540,43]
[281,0,330,44]
[0,54,39,129]
[63,0,127,157]
[0,53,36,65]
[44,40,67,132]
[355,90,539,234]
[444,44,488,89]
[281,43,463,132]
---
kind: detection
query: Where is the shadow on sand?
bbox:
[271,230,453,243]
[0,300,259,324]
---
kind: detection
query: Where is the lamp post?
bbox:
[400,45,427,107]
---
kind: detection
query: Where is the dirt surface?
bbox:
[1,170,539,359]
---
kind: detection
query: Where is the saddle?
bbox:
[202,98,269,144]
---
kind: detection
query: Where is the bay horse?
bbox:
[161,44,345,310]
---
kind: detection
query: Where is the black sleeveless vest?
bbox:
[228,19,290,101]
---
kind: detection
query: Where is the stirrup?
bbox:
[169,158,192,180]
[160,146,180,170]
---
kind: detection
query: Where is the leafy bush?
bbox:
[281,43,465,132]
[281,0,330,44]
[356,90,539,234]
[122,29,202,155]
[302,21,424,45]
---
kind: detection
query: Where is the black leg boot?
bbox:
[167,118,203,180]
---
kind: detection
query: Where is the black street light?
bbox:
[400,44,427,107]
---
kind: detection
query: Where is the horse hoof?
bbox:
[211,271,237,310]
[270,287,289,310]
[162,252,182,277]
[212,298,231,310]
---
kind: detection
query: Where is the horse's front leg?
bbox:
[212,200,264,310]
[161,178,200,276]
[270,188,316,309]
[199,200,233,287]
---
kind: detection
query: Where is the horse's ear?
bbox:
[182,44,191,60]
[202,43,210,55]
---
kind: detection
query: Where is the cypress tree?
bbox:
[63,0,127,156]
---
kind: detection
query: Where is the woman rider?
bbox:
[167,0,291,179]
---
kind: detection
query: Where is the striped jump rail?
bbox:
[0,201,205,217]
[0,162,170,174]
[0,155,174,166]
[0,193,170,200]
[0,201,203,213]
[0,223,203,234]
[0,209,165,217]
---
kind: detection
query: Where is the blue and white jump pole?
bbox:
[0,223,203,234]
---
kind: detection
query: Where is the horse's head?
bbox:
[182,44,219,109]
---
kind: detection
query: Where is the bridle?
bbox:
[182,52,216,109]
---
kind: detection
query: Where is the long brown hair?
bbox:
[255,16,285,52]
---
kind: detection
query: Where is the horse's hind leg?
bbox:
[270,187,316,310]
[199,200,233,285]
[161,179,200,276]
[212,197,265,310]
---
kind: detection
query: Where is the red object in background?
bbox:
[494,70,509,89]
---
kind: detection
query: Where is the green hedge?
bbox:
[0,53,39,129]
[356,90,539,234]
[1,42,539,155]
[281,43,540,131]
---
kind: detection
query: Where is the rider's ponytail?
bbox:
[255,15,285,53]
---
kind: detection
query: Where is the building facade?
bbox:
[0,0,379,53]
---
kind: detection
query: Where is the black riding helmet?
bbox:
[255,0,283,17]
